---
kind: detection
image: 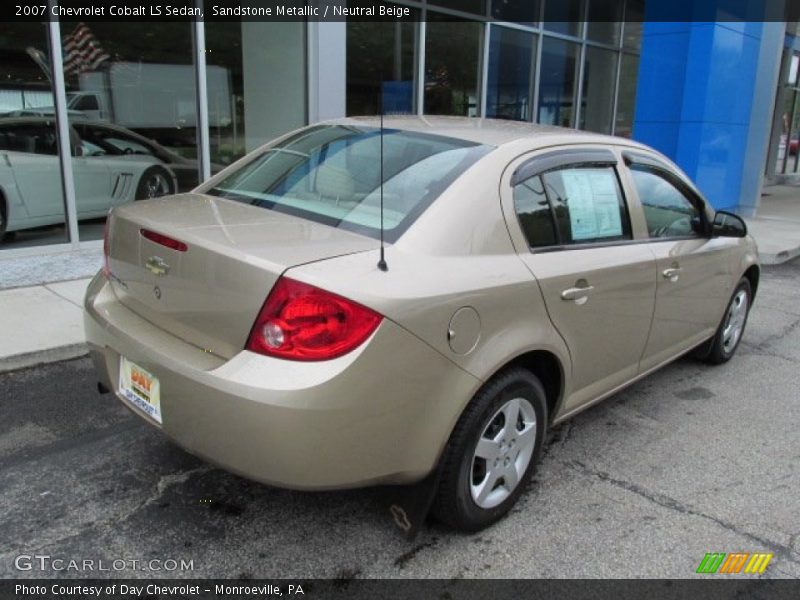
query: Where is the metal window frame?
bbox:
[3,2,643,260]
[193,5,212,183]
[50,13,79,250]
[1,12,215,259]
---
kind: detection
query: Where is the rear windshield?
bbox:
[206,124,492,242]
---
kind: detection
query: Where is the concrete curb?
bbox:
[0,343,89,374]
[759,246,800,266]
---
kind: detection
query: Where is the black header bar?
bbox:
[5,0,800,23]
[3,579,800,600]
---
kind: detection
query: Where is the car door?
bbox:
[70,125,116,216]
[620,152,733,371]
[504,147,657,413]
[0,122,63,218]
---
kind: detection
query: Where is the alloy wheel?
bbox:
[722,289,748,353]
[470,397,537,509]
[144,173,171,198]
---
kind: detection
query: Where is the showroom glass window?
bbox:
[538,38,580,127]
[203,12,307,166]
[346,12,419,116]
[543,0,583,37]
[0,24,68,250]
[491,0,540,25]
[424,13,482,116]
[59,21,199,242]
[341,0,643,136]
[586,0,623,46]
[486,26,536,121]
[580,46,617,134]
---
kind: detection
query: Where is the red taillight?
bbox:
[246,277,383,361]
[102,218,111,278]
[140,228,188,252]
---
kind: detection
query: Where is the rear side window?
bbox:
[207,125,492,242]
[629,166,703,239]
[514,165,631,247]
[513,175,558,248]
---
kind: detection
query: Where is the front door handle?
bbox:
[662,267,682,281]
[561,285,594,303]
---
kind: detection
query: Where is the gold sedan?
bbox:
[84,117,758,531]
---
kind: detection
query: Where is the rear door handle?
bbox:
[662,267,682,280]
[561,285,594,302]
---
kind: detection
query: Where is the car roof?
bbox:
[328,115,638,148]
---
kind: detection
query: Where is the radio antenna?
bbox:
[377,74,388,272]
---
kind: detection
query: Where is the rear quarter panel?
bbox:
[287,146,572,422]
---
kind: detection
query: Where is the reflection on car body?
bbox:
[84,117,759,532]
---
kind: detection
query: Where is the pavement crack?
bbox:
[134,466,211,514]
[5,467,210,558]
[393,537,438,570]
[746,316,800,353]
[564,460,800,567]
[542,421,576,460]
[42,284,83,309]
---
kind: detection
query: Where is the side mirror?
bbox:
[72,144,83,157]
[712,210,747,238]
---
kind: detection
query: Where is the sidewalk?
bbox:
[1,188,799,374]
[0,277,93,372]
[747,184,800,265]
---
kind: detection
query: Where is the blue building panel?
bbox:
[633,0,783,214]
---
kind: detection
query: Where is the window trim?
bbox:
[511,147,616,186]
[511,154,635,251]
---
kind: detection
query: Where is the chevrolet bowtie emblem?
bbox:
[145,256,170,277]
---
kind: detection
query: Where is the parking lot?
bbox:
[1,260,799,579]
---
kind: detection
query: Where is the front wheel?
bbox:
[431,368,547,531]
[703,278,752,365]
[135,166,174,200]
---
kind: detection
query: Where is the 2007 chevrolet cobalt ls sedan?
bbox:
[84,117,758,531]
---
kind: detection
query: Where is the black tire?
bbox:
[135,166,175,200]
[702,278,752,365]
[0,194,12,243]
[431,367,547,531]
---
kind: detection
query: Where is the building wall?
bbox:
[633,14,784,214]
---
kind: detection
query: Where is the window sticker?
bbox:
[561,169,623,240]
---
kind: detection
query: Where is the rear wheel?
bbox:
[431,368,547,531]
[703,278,752,365]
[135,166,174,200]
[0,195,12,242]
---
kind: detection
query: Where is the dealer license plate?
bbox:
[119,357,162,424]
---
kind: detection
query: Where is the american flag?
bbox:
[63,23,110,76]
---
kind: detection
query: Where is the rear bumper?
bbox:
[83,273,479,490]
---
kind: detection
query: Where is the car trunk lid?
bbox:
[106,193,379,359]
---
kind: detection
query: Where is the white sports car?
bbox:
[0,117,183,240]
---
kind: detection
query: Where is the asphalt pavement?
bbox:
[1,260,799,579]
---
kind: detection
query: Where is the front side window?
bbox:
[74,125,156,157]
[629,166,703,239]
[0,123,58,155]
[207,125,492,242]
